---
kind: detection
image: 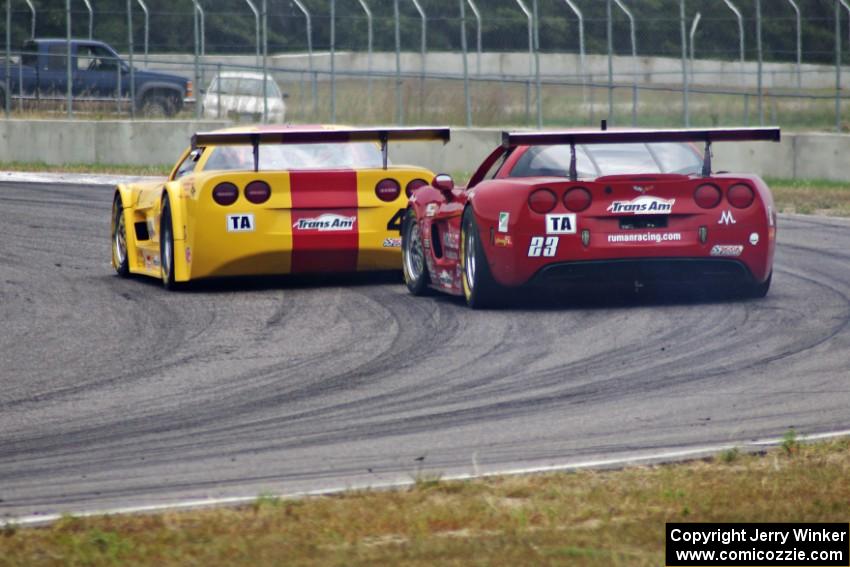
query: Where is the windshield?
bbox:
[210,76,281,98]
[509,142,702,179]
[204,142,384,171]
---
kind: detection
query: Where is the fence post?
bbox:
[243,0,260,67]
[216,62,221,118]
[83,0,93,39]
[755,0,763,126]
[786,0,801,91]
[689,12,701,125]
[127,0,135,119]
[136,0,149,66]
[514,0,533,126]
[460,0,471,127]
[394,0,402,125]
[466,0,481,75]
[410,0,426,120]
[292,0,316,119]
[330,0,336,123]
[613,0,637,126]
[837,0,842,133]
[606,0,614,125]
[192,0,201,119]
[66,0,72,118]
[533,0,542,128]
[4,0,10,118]
[563,0,586,110]
[262,0,268,123]
[357,0,373,105]
[24,0,35,38]
[679,0,687,127]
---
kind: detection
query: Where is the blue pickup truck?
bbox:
[1,38,191,116]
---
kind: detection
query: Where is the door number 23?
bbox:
[528,236,559,257]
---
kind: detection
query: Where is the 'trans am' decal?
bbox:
[607,196,675,215]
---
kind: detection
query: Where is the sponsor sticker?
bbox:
[718,210,737,225]
[494,234,513,248]
[292,214,355,231]
[382,237,401,248]
[528,236,559,257]
[227,213,256,232]
[425,203,438,217]
[498,212,510,233]
[545,213,577,235]
[711,244,744,257]
[607,232,683,244]
[443,231,460,249]
[749,232,760,245]
[438,270,453,287]
[607,196,675,215]
[185,246,192,264]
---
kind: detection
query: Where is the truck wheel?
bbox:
[141,94,177,117]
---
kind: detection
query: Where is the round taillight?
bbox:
[563,187,592,212]
[728,184,755,208]
[405,178,428,197]
[528,188,557,214]
[376,178,401,202]
[694,183,722,209]
[245,180,271,204]
[212,182,239,206]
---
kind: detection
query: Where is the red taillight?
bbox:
[694,183,722,209]
[727,183,755,208]
[405,178,428,197]
[563,187,592,212]
[376,178,401,202]
[212,182,239,206]
[245,180,271,204]
[528,188,557,214]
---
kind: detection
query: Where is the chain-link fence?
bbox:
[2,0,850,131]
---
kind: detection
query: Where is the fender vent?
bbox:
[134,222,150,241]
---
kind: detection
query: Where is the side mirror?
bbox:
[432,173,454,193]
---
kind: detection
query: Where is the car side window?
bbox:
[173,149,202,179]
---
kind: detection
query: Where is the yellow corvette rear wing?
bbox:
[502,126,781,180]
[191,127,451,171]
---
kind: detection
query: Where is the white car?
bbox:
[202,72,286,123]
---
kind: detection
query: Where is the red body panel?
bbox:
[290,170,360,273]
[410,145,776,296]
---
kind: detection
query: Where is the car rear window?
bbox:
[204,142,383,171]
[509,142,701,179]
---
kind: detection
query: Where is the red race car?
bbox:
[401,126,781,308]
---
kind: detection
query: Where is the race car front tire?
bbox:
[159,197,179,290]
[460,207,500,309]
[111,193,130,277]
[401,208,431,295]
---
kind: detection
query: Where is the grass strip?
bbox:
[1,436,847,566]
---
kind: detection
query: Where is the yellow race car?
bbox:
[111,125,450,288]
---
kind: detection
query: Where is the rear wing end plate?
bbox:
[501,127,781,180]
[191,127,451,171]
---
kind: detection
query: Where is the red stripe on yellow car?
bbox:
[290,170,359,273]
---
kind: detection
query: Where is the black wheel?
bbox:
[160,197,179,290]
[111,193,130,277]
[460,207,501,309]
[401,208,430,295]
[141,94,177,117]
[747,271,772,299]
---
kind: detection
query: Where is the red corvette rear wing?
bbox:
[501,126,781,180]
[191,127,451,171]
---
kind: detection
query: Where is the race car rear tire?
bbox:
[460,207,500,309]
[746,271,772,299]
[401,208,431,295]
[159,197,179,290]
[111,193,130,277]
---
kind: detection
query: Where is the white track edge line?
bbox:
[3,428,848,528]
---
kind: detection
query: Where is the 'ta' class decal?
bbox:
[226,214,255,232]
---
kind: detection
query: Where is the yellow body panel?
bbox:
[114,154,435,283]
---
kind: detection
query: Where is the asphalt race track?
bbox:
[1,181,849,519]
